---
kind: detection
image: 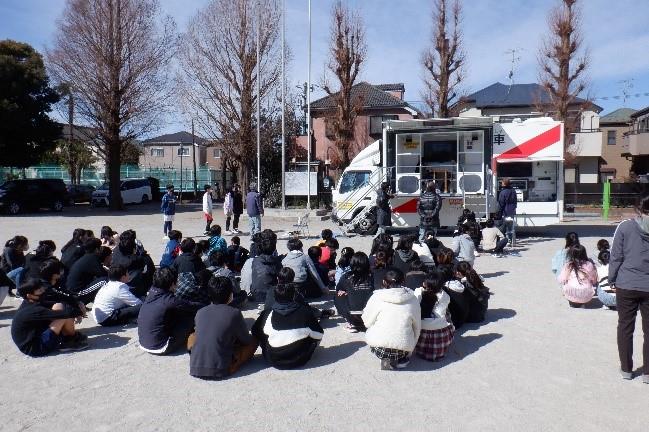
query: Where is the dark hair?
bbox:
[420,272,444,319]
[260,238,276,255]
[251,232,262,244]
[426,181,436,192]
[34,240,56,259]
[456,261,486,291]
[278,267,295,284]
[18,279,43,297]
[307,246,321,260]
[274,282,296,303]
[180,238,196,253]
[502,178,511,187]
[194,240,209,255]
[374,250,392,269]
[287,238,303,251]
[382,268,404,288]
[380,182,390,192]
[85,230,94,238]
[209,225,222,237]
[457,224,467,235]
[168,230,182,242]
[409,258,425,272]
[395,236,413,251]
[231,236,240,246]
[153,267,178,291]
[597,239,610,252]
[5,235,28,250]
[83,238,102,254]
[370,233,393,255]
[486,219,495,228]
[598,250,610,266]
[62,229,85,253]
[636,192,649,215]
[436,248,454,265]
[349,252,370,284]
[207,276,233,304]
[321,229,333,241]
[40,258,64,282]
[261,229,277,243]
[204,184,212,191]
[108,265,128,281]
[325,238,339,249]
[101,226,116,239]
[567,244,589,279]
[98,246,112,262]
[564,232,580,249]
[118,230,137,253]
[209,250,228,267]
[337,247,355,268]
[166,184,174,191]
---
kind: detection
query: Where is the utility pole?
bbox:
[191,119,198,198]
[256,0,261,190]
[281,0,286,209]
[179,142,184,204]
[307,0,312,210]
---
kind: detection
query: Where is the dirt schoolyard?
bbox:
[0,203,647,432]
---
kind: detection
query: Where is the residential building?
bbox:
[139,131,207,170]
[624,106,649,176]
[59,124,106,173]
[599,108,635,181]
[204,144,225,173]
[298,82,419,177]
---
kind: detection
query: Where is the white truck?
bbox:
[331,116,564,234]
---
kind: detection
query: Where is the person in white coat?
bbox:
[202,185,214,235]
[361,268,421,370]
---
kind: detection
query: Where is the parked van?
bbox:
[91,178,152,206]
[0,179,69,215]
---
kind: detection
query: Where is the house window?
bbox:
[213,148,222,158]
[325,119,336,140]
[150,148,164,157]
[607,130,616,145]
[370,115,399,135]
[177,147,189,156]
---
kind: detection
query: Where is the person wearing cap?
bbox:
[246,183,264,236]
[161,185,177,239]
[202,184,214,235]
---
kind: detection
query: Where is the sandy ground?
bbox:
[0,203,648,432]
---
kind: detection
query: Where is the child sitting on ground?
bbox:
[451,225,476,266]
[11,279,88,356]
[207,225,228,256]
[551,232,579,275]
[558,244,598,308]
[159,230,182,268]
[414,272,454,361]
[404,259,427,291]
[92,265,143,326]
[595,250,616,310]
[189,276,258,380]
[227,236,249,272]
[315,229,334,247]
[207,251,247,308]
[438,263,468,329]
[319,238,339,271]
[456,261,490,323]
[252,280,324,369]
[335,252,374,333]
[594,238,610,263]
[362,269,421,370]
[307,246,330,288]
[334,247,354,288]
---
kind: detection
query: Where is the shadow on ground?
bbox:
[408,332,503,371]
[89,334,131,350]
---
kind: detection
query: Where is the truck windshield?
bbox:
[339,171,370,194]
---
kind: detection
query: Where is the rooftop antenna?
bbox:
[618,78,634,104]
[504,48,523,87]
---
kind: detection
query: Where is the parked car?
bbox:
[0,179,68,215]
[91,178,153,206]
[67,184,96,204]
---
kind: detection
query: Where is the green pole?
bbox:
[602,180,611,222]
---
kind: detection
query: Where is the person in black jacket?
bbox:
[60,229,88,270]
[11,279,88,356]
[226,236,249,272]
[22,240,57,282]
[138,267,204,355]
[249,237,282,303]
[111,230,154,298]
[335,252,374,332]
[417,181,442,243]
[172,238,206,275]
[1,235,29,290]
[189,276,258,379]
[66,238,109,304]
[456,261,489,323]
[375,182,394,235]
[497,178,518,243]
[392,236,419,275]
[252,281,324,369]
[405,259,427,290]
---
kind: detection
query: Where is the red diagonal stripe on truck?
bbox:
[495,125,561,160]
[392,198,418,214]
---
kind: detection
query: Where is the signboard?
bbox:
[286,172,318,196]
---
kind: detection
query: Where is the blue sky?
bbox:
[2,0,649,136]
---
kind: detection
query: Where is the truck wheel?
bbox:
[355,209,378,236]
[8,201,21,215]
[52,200,64,212]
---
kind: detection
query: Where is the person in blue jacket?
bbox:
[161,185,177,239]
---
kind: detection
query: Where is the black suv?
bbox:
[0,179,69,215]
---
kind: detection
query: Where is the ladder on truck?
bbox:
[336,168,388,234]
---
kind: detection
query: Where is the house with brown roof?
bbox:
[296,82,419,176]
[623,105,649,177]
[599,108,635,181]
[139,131,207,170]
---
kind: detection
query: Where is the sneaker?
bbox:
[621,370,633,380]
[59,339,89,352]
[233,229,241,234]
[203,231,209,236]
[380,358,396,370]
[344,323,359,333]
[224,230,233,235]
[162,235,169,240]
[396,357,411,369]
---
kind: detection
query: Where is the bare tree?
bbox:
[178,0,282,192]
[422,0,465,118]
[322,1,366,171]
[47,0,176,209]
[538,0,589,134]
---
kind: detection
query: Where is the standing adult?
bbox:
[161,185,177,239]
[231,184,244,234]
[417,181,442,243]
[375,182,394,236]
[246,183,264,236]
[609,193,649,383]
[202,185,214,235]
[497,178,518,244]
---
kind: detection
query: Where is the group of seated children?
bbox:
[553,232,614,309]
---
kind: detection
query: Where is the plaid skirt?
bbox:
[370,346,409,361]
[415,325,455,361]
